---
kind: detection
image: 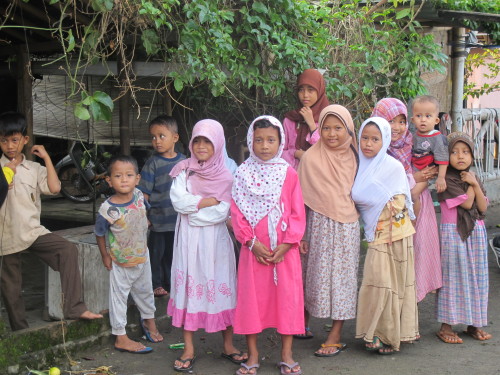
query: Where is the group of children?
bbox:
[0,67,491,374]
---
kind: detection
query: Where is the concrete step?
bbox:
[0,296,171,374]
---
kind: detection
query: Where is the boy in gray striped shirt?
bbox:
[138,115,185,297]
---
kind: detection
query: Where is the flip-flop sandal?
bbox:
[436,331,463,344]
[115,345,153,354]
[173,356,196,372]
[293,327,314,339]
[377,344,395,355]
[314,343,347,357]
[236,363,259,375]
[463,328,492,341]
[277,361,301,375]
[140,318,163,343]
[221,351,248,364]
[365,336,383,351]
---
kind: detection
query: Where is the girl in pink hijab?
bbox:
[168,119,247,372]
[372,98,442,303]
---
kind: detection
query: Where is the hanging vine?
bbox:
[1,0,450,126]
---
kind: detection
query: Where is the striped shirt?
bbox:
[138,153,185,232]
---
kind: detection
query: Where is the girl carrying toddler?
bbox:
[372,98,442,302]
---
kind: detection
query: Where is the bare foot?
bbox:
[142,318,163,342]
[436,324,463,344]
[79,310,103,320]
[223,345,248,362]
[115,335,148,352]
[174,349,196,371]
[465,326,492,341]
[365,336,383,350]
[378,345,395,355]
[278,361,301,374]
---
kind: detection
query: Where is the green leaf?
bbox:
[90,101,112,122]
[252,2,268,13]
[49,0,59,4]
[141,29,160,55]
[92,91,114,111]
[90,0,113,12]
[396,8,411,19]
[174,78,184,92]
[74,103,91,121]
[66,29,75,52]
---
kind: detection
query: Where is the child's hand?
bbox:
[31,145,50,160]
[101,254,113,271]
[435,176,447,193]
[460,171,478,186]
[226,217,233,232]
[251,240,272,265]
[5,158,20,174]
[198,197,219,209]
[269,243,292,263]
[299,240,309,254]
[299,107,316,132]
[294,149,305,159]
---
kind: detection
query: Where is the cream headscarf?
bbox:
[298,104,359,223]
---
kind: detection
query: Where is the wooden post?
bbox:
[117,52,131,155]
[16,46,34,158]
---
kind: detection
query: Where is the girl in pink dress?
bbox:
[372,98,442,302]
[231,116,306,375]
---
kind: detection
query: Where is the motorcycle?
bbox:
[56,142,152,203]
[55,142,112,203]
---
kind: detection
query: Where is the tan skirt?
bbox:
[355,236,419,351]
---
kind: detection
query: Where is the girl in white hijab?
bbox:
[352,117,419,355]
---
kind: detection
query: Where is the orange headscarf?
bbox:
[298,105,359,223]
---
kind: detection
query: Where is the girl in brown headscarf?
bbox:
[297,105,359,356]
[436,132,491,344]
[282,69,330,170]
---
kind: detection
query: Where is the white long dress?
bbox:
[167,170,237,332]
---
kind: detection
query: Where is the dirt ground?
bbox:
[74,206,500,375]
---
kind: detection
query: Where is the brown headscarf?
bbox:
[284,69,330,151]
[437,132,486,241]
[298,105,359,223]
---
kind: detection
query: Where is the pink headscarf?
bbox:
[170,119,233,203]
[371,98,413,173]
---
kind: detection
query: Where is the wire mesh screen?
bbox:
[33,75,168,145]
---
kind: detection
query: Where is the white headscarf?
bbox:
[232,115,289,285]
[351,117,414,242]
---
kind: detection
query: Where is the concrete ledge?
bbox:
[0,295,171,374]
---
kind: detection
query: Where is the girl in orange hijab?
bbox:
[297,105,359,357]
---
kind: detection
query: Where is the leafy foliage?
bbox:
[3,0,451,127]
[433,0,500,43]
[465,49,500,98]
